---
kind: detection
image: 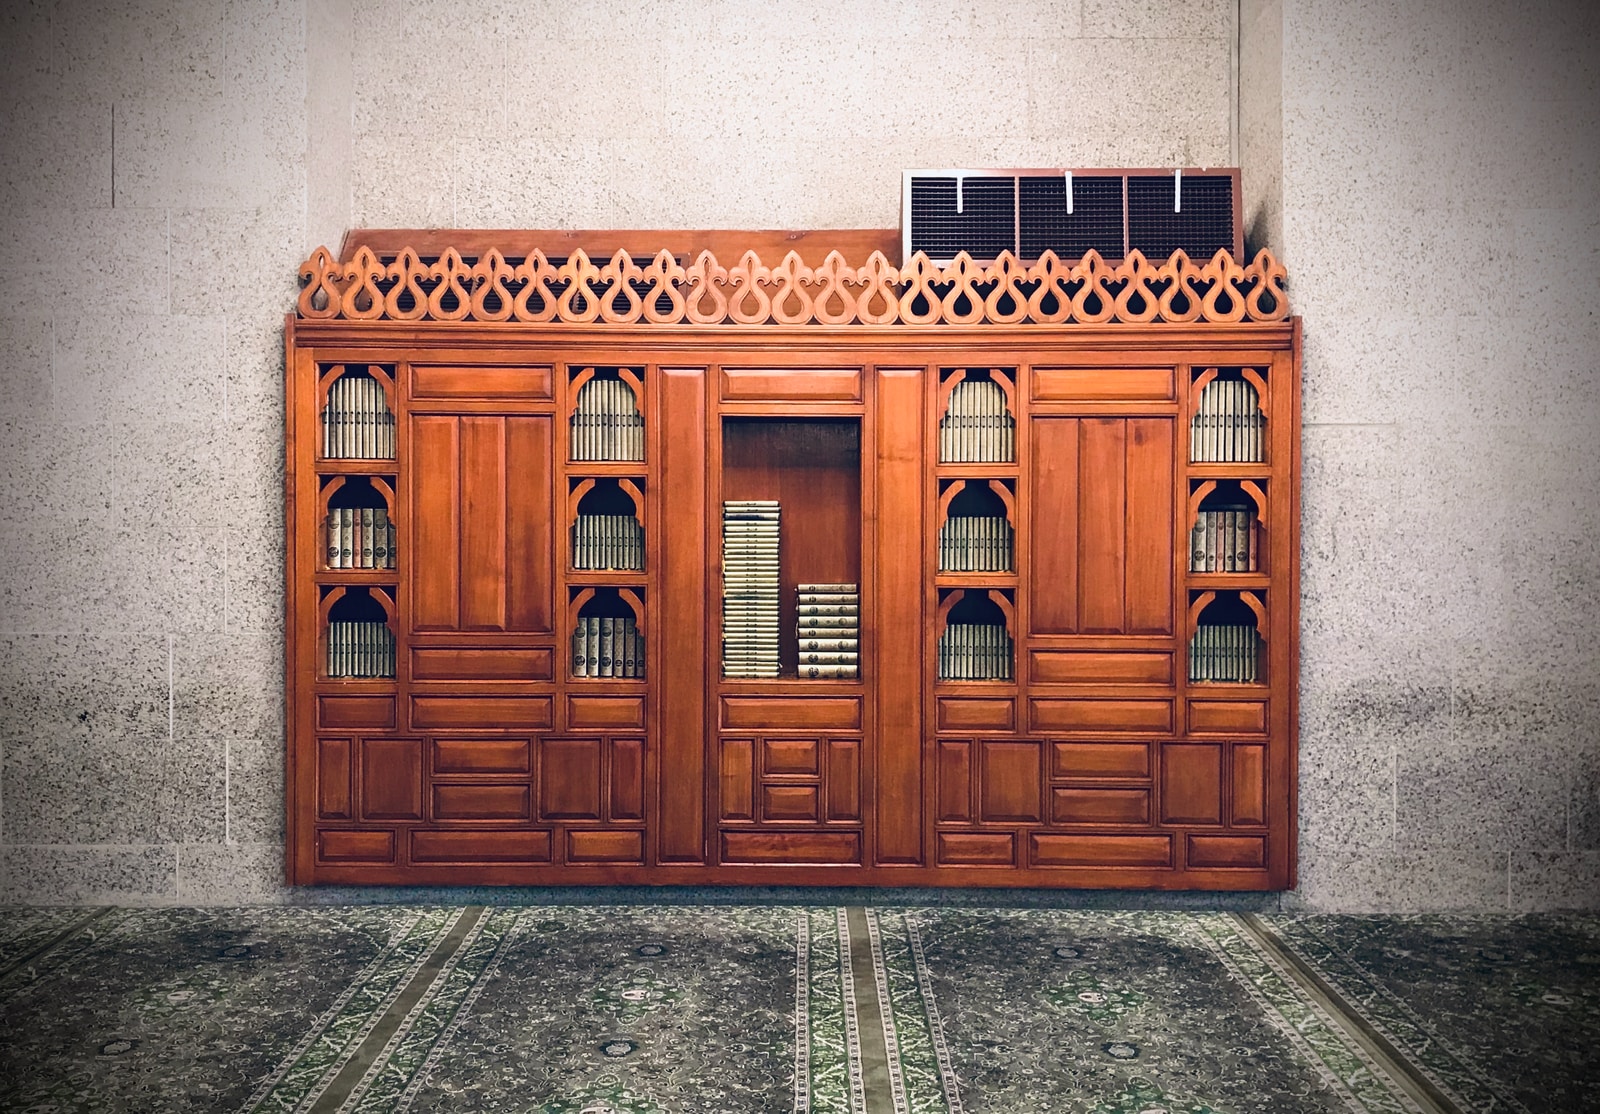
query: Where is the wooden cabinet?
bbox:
[286,232,1299,889]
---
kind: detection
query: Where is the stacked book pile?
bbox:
[938,514,1013,572]
[322,377,394,459]
[572,513,644,570]
[938,622,1013,681]
[722,500,780,678]
[1190,507,1258,572]
[939,378,1014,463]
[327,621,395,678]
[1189,624,1260,683]
[1190,379,1263,462]
[797,583,859,679]
[326,507,397,569]
[571,615,645,678]
[571,377,645,461]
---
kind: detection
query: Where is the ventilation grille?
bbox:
[1127,174,1236,259]
[1019,175,1124,259]
[908,176,1016,260]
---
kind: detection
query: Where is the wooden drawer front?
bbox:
[1187,700,1267,735]
[1232,745,1268,826]
[720,367,862,402]
[1050,742,1150,779]
[764,738,819,776]
[410,364,553,400]
[1030,650,1172,686]
[432,784,532,821]
[411,830,552,864]
[1187,834,1266,869]
[540,738,601,819]
[1051,787,1151,826]
[1031,833,1173,868]
[937,696,1015,732]
[319,829,395,864]
[568,830,644,864]
[412,647,553,682]
[317,738,353,819]
[937,832,1016,866]
[411,695,553,730]
[1030,698,1173,734]
[763,784,820,822]
[319,695,395,729]
[721,696,861,731]
[1162,744,1223,825]
[567,694,645,730]
[980,741,1042,823]
[361,739,422,820]
[1031,366,1175,401]
[432,738,531,775]
[721,831,862,864]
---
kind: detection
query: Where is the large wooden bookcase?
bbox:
[285,231,1300,889]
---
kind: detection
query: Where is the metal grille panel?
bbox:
[908,176,1016,260]
[1019,175,1125,259]
[1127,174,1236,259]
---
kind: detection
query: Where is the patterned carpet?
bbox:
[0,906,1595,1113]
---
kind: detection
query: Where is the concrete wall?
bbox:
[2,0,1593,908]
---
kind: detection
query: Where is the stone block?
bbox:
[1298,739,1395,853]
[0,92,112,210]
[454,136,618,229]
[51,313,225,428]
[57,0,227,106]
[0,207,170,316]
[352,29,506,140]
[1292,847,1509,912]
[351,132,454,229]
[0,316,52,422]
[1508,852,1600,912]
[503,35,667,143]
[176,842,286,903]
[1396,737,1567,854]
[113,97,302,211]
[0,844,177,904]
[1082,0,1230,39]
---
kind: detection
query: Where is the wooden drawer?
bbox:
[1187,699,1267,735]
[1050,742,1150,779]
[410,829,552,863]
[936,832,1016,866]
[318,695,395,729]
[432,738,532,775]
[1050,787,1151,825]
[566,694,645,730]
[1030,650,1172,686]
[1030,698,1173,734]
[1031,833,1173,868]
[412,647,552,682]
[720,696,861,731]
[720,831,861,864]
[1187,834,1267,869]
[411,695,553,730]
[431,783,532,821]
[936,696,1015,731]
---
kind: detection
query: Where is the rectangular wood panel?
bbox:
[432,784,532,820]
[410,365,553,400]
[763,738,819,775]
[936,697,1015,731]
[720,738,754,820]
[319,830,395,863]
[938,740,973,822]
[1051,787,1150,825]
[721,697,861,731]
[317,738,353,819]
[411,829,551,863]
[1031,651,1172,685]
[1189,700,1268,735]
[980,741,1042,822]
[1187,834,1266,868]
[720,367,862,402]
[361,738,421,820]
[567,695,645,730]
[432,738,531,774]
[1078,419,1126,631]
[1032,366,1174,401]
[721,831,861,864]
[1162,743,1223,825]
[412,647,552,681]
[827,740,860,821]
[763,784,820,822]
[568,829,645,863]
[1051,742,1150,779]
[1031,833,1172,867]
[1030,698,1173,734]
[1124,417,1173,633]
[937,832,1015,866]
[410,696,552,730]
[1232,745,1268,826]
[612,739,646,821]
[1030,418,1079,633]
[410,415,460,629]
[504,416,553,631]
[541,738,602,819]
[318,696,394,729]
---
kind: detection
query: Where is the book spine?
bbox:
[572,619,588,678]
[373,507,389,568]
[326,511,340,568]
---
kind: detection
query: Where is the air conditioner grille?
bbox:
[908,176,1016,260]
[1126,174,1236,259]
[1019,175,1124,259]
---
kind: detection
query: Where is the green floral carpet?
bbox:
[0,905,1594,1112]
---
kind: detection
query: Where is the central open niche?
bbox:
[721,417,862,680]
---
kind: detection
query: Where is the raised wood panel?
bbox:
[1188,700,1268,735]
[1050,742,1151,779]
[1162,743,1224,825]
[318,695,394,729]
[1232,744,1268,826]
[567,694,646,730]
[412,647,552,681]
[720,831,861,864]
[1051,787,1150,825]
[432,738,532,775]
[411,695,552,730]
[1030,650,1172,686]
[612,739,645,821]
[319,829,395,863]
[361,738,421,820]
[410,364,553,400]
[568,829,644,864]
[1029,417,1079,634]
[432,783,532,821]
[1031,833,1172,868]
[938,740,973,822]
[316,738,353,819]
[937,832,1015,866]
[1187,834,1266,868]
[720,738,754,821]
[827,740,860,821]
[411,829,551,863]
[936,696,1015,732]
[720,367,862,402]
[721,696,861,731]
[1032,366,1175,401]
[763,784,821,822]
[979,741,1042,823]
[540,737,602,819]
[763,738,819,776]
[1030,698,1173,734]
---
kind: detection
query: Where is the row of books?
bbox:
[572,513,644,571]
[1190,378,1264,463]
[326,507,397,570]
[938,622,1013,681]
[939,378,1015,464]
[797,584,858,679]
[571,377,645,462]
[1190,507,1259,573]
[1189,624,1261,683]
[322,376,395,460]
[938,515,1013,573]
[722,500,781,678]
[327,621,395,678]
[571,615,646,678]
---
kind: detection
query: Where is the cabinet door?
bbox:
[1029,416,1173,635]
[410,414,554,632]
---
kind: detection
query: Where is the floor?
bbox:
[0,906,1595,1113]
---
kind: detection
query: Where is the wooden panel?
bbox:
[361,738,421,820]
[1030,698,1173,734]
[936,696,1015,731]
[568,829,645,863]
[432,783,532,821]
[541,738,602,819]
[411,829,551,863]
[504,416,553,631]
[937,832,1015,866]
[318,695,395,729]
[432,738,531,775]
[720,738,754,820]
[566,695,646,730]
[411,647,552,681]
[319,829,395,863]
[410,364,553,400]
[411,695,553,730]
[1030,651,1172,685]
[938,740,973,823]
[410,414,460,629]
[980,741,1042,822]
[763,784,820,822]
[1078,419,1126,631]
[1050,742,1150,779]
[721,697,861,731]
[720,367,862,402]
[1232,745,1268,826]
[1029,417,1079,633]
[827,740,860,821]
[1031,833,1173,867]
[1162,743,1223,825]
[763,738,819,776]
[1123,417,1174,633]
[1189,700,1268,735]
[1187,834,1266,868]
[316,738,353,819]
[460,417,508,628]
[720,831,861,864]
[1031,366,1174,401]
[1051,787,1150,825]
[611,738,645,821]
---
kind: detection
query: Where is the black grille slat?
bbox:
[1126,174,1235,260]
[1019,175,1125,259]
[909,177,1016,260]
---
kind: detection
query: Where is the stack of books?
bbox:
[722,500,780,678]
[938,622,1013,681]
[938,514,1013,572]
[1190,379,1263,462]
[797,583,859,679]
[1190,506,1258,572]
[571,615,645,678]
[571,377,644,461]
[322,376,394,459]
[572,513,644,570]
[939,378,1014,463]
[1189,624,1260,683]
[326,507,397,569]
[327,621,395,678]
